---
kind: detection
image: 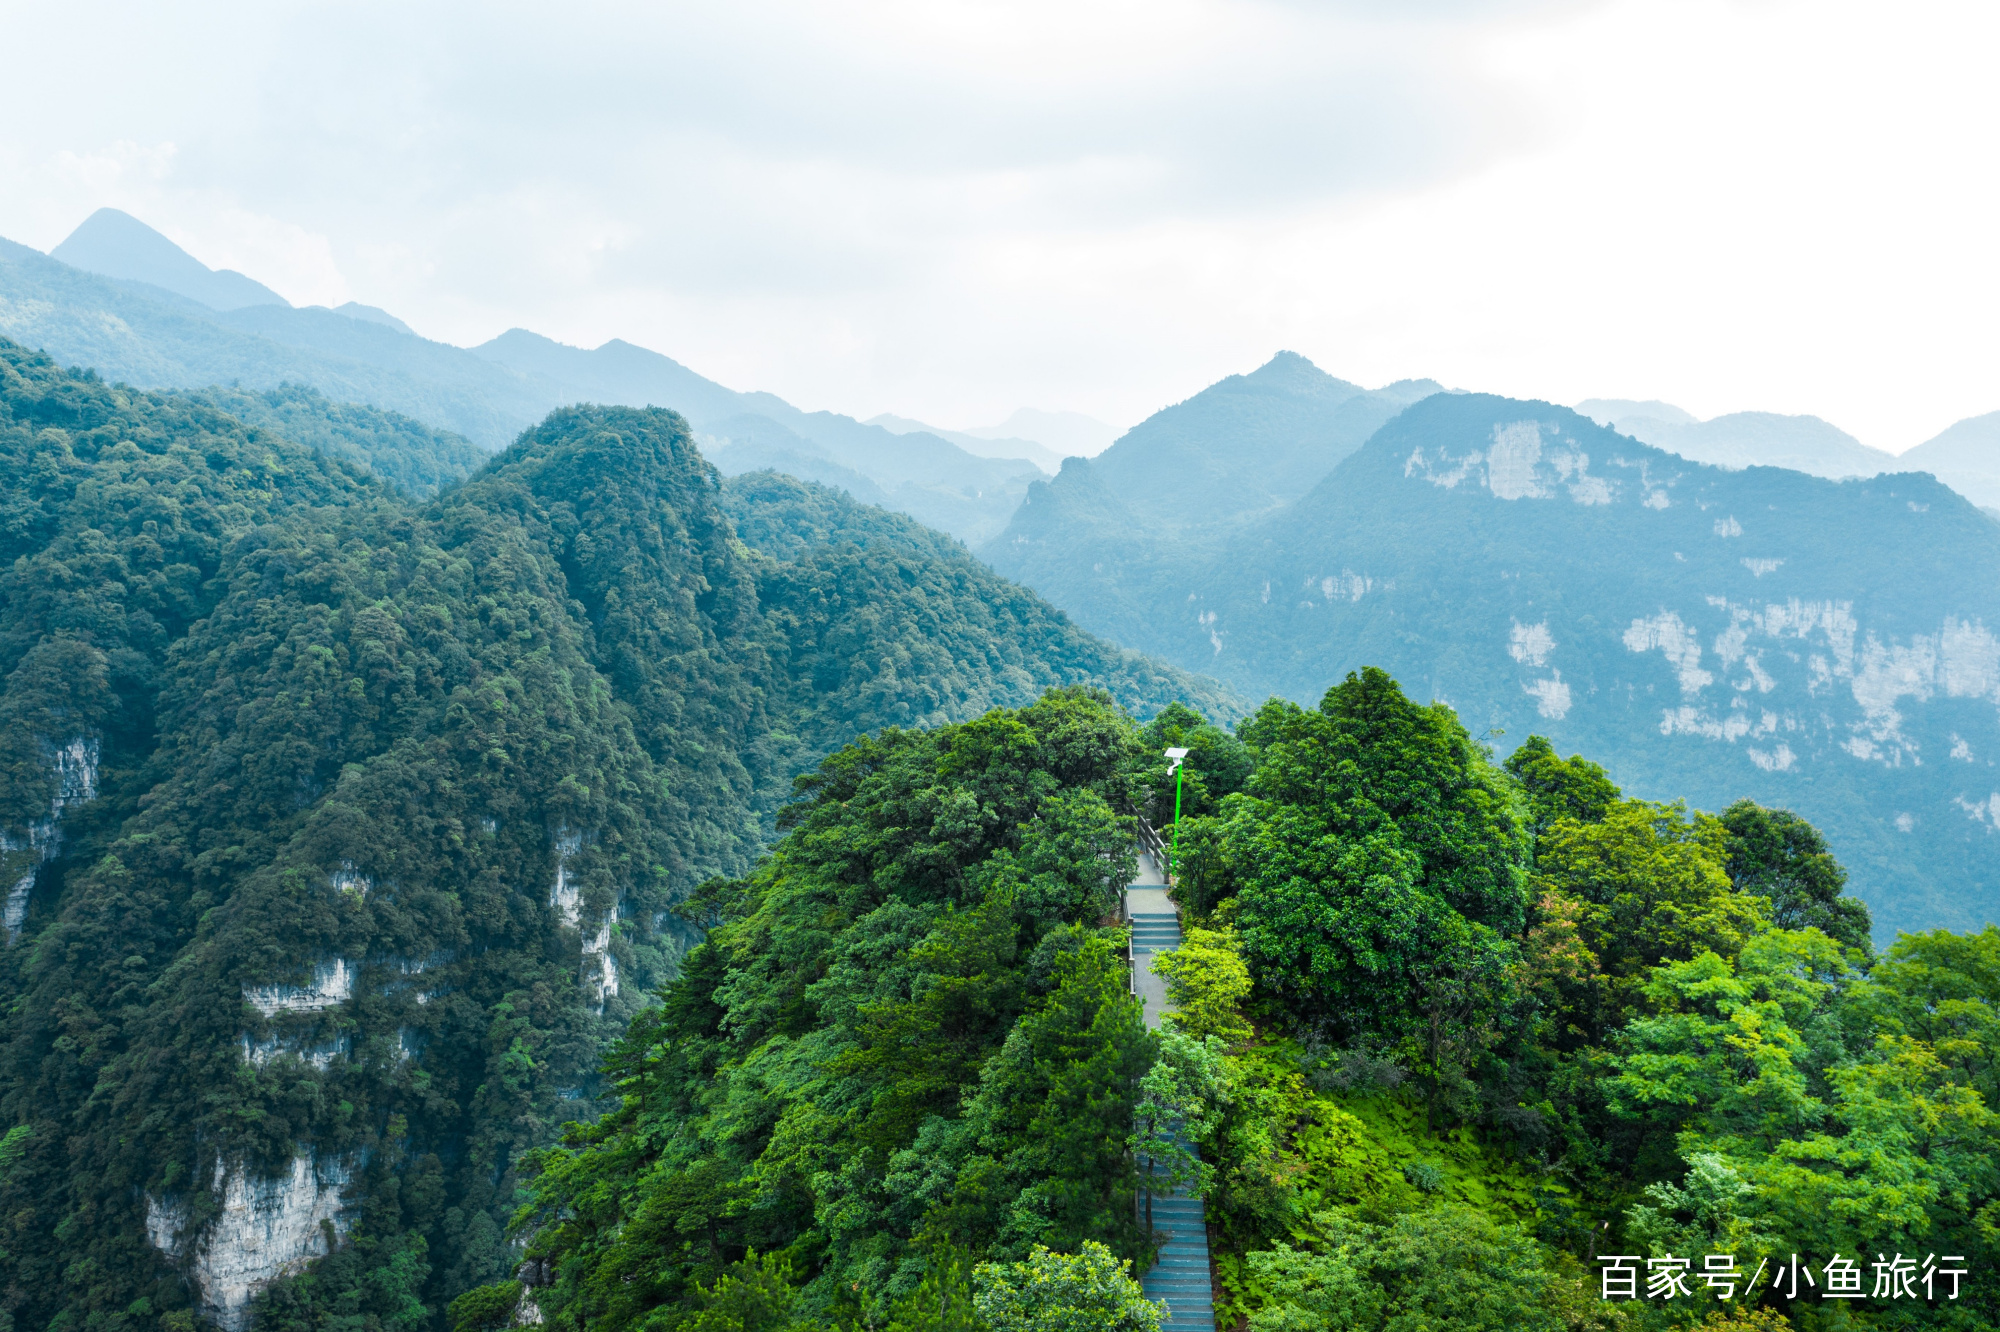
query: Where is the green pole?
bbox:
[1170,762,1183,880]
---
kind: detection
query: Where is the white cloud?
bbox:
[0,0,1994,439]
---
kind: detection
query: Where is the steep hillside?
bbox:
[183,383,487,498]
[0,337,1232,1330]
[499,669,1998,1332]
[992,392,2000,937]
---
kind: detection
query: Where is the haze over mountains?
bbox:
[7,206,2000,938]
[0,210,1075,543]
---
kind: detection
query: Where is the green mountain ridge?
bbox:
[989,391,2000,938]
[0,335,1233,1330]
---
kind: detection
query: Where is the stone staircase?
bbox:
[1142,1186,1217,1331]
[1125,861,1217,1332]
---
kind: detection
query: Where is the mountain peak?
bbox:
[1242,349,1361,399]
[49,208,288,312]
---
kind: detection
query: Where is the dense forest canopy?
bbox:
[493,669,2000,1332]
[4,331,1996,1332]
[0,337,1231,1332]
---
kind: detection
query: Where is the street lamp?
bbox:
[1163,747,1189,879]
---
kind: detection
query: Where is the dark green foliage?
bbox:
[187,383,489,498]
[1502,735,1618,839]
[512,691,1158,1329]
[1231,670,1530,1051]
[724,470,1244,749]
[445,1280,521,1332]
[1138,701,1253,822]
[1720,798,1873,952]
[0,339,1228,1331]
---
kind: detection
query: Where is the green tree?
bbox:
[1502,735,1619,842]
[1153,925,1254,1046]
[1720,800,1872,954]
[1245,1207,1567,1332]
[1613,929,2000,1283]
[1229,672,1529,1093]
[971,1241,1164,1332]
[1532,800,1764,1034]
[1130,1028,1228,1231]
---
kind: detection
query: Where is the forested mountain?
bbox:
[1,216,1044,542]
[486,669,2000,1332]
[181,384,488,498]
[988,391,2000,938]
[0,336,1231,1331]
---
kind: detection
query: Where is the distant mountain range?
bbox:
[865,407,1121,472]
[989,370,2000,938]
[0,211,1073,544]
[1578,398,1898,479]
[1577,397,2000,515]
[1901,411,2000,513]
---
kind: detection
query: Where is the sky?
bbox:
[0,0,1994,450]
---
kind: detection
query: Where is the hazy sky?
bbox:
[1,0,1994,449]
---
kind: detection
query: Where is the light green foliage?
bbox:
[1532,800,1765,1035]
[971,1241,1164,1332]
[1154,925,1253,1046]
[1244,1207,1568,1332]
[1614,929,2000,1269]
[1132,1028,1228,1212]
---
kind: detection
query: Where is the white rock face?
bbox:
[2,735,100,942]
[1523,672,1572,720]
[148,1155,352,1331]
[550,827,583,926]
[240,1032,348,1069]
[3,867,35,940]
[1624,612,1714,694]
[243,959,354,1016]
[1485,422,1547,500]
[583,915,620,1014]
[329,861,371,897]
[1404,421,1624,507]
[1509,620,1555,667]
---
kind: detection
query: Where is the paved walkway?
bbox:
[1124,848,1216,1332]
